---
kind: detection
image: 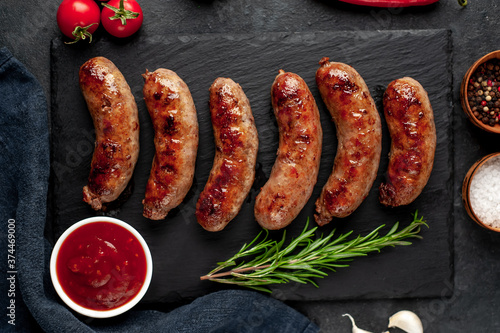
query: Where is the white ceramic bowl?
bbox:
[50,216,153,318]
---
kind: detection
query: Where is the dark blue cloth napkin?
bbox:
[0,47,319,333]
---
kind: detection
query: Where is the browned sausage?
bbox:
[379,77,436,207]
[315,58,382,226]
[80,57,140,211]
[142,69,199,220]
[195,78,258,232]
[254,70,322,230]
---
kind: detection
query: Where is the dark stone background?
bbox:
[2,0,500,331]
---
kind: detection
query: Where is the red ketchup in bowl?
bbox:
[55,221,147,310]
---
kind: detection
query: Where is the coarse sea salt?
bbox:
[469,155,500,229]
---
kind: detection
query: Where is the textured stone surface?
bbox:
[2,0,500,331]
[50,29,452,303]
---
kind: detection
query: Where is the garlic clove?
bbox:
[343,314,374,333]
[387,310,423,333]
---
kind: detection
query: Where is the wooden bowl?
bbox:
[462,152,500,232]
[460,50,500,134]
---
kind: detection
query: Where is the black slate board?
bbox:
[49,29,453,303]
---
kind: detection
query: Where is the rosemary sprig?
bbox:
[200,211,427,293]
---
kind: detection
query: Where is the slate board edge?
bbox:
[47,29,454,303]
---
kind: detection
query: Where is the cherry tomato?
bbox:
[56,0,100,44]
[101,0,143,38]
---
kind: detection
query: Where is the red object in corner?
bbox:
[339,0,439,7]
[56,221,147,311]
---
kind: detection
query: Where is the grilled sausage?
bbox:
[254,70,322,230]
[80,57,140,211]
[142,69,199,220]
[379,77,436,207]
[195,78,258,232]
[315,58,382,226]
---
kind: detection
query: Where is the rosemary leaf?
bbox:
[200,211,427,293]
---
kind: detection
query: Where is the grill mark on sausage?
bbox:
[314,58,382,225]
[80,57,139,211]
[379,77,436,207]
[196,78,258,231]
[254,70,322,230]
[142,69,198,220]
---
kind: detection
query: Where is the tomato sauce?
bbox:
[56,222,147,310]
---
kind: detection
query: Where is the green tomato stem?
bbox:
[101,0,140,26]
[66,23,98,45]
[458,0,467,6]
